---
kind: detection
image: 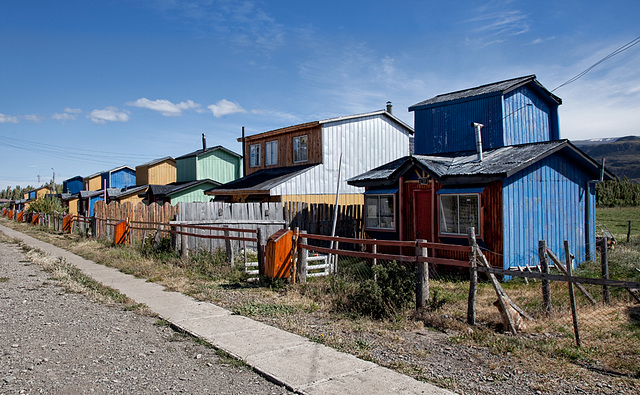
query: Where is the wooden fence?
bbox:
[94,201,179,242]
[283,202,363,245]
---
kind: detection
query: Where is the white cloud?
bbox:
[64,107,81,114]
[0,113,19,123]
[128,98,202,116]
[53,113,77,122]
[208,99,247,118]
[22,114,44,123]
[87,107,130,124]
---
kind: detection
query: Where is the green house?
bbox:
[176,142,242,184]
[166,179,221,204]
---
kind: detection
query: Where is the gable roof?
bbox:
[239,109,413,143]
[409,75,561,111]
[137,156,175,167]
[206,164,318,195]
[348,140,614,186]
[175,145,241,160]
[167,179,221,196]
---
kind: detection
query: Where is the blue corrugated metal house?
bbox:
[100,166,136,190]
[62,176,84,194]
[348,75,613,270]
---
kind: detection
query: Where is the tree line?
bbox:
[596,177,640,207]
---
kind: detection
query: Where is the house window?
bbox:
[265,140,278,166]
[293,135,308,163]
[439,193,480,235]
[365,194,395,230]
[250,144,260,167]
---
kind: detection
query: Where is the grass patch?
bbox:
[0,277,8,282]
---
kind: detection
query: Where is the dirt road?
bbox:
[0,241,291,394]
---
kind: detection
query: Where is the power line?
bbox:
[552,35,640,92]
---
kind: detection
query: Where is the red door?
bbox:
[413,189,433,241]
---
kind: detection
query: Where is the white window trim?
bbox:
[438,193,480,236]
[365,194,396,231]
[265,140,278,166]
[250,144,261,167]
[293,135,308,163]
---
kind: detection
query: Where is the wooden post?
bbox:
[415,239,429,310]
[564,241,581,348]
[545,246,596,304]
[467,228,477,325]
[290,227,300,283]
[539,240,552,315]
[224,225,234,267]
[181,225,189,258]
[601,236,610,304]
[371,243,378,282]
[296,231,307,284]
[257,228,265,276]
[628,220,632,243]
[332,241,340,275]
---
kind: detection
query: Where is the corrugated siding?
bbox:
[502,153,594,269]
[503,87,552,145]
[63,178,83,194]
[170,185,214,204]
[196,150,242,184]
[108,169,136,189]
[414,95,503,155]
[273,114,411,198]
[176,157,197,183]
[281,193,363,205]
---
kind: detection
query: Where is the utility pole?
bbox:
[51,168,55,193]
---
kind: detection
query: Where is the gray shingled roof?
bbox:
[348,140,612,186]
[409,75,561,110]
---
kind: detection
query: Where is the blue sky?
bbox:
[1,0,639,190]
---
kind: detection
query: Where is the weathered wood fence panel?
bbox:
[94,201,179,241]
[172,202,286,256]
[284,202,363,248]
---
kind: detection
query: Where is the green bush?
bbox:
[596,177,640,207]
[332,261,415,319]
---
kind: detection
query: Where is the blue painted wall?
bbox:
[413,85,560,155]
[501,152,596,270]
[29,191,36,199]
[89,195,104,217]
[63,176,83,194]
[101,168,136,189]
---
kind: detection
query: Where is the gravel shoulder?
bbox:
[0,240,291,394]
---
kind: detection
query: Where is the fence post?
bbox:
[601,236,610,304]
[257,228,265,276]
[467,228,477,325]
[181,225,189,258]
[564,241,581,348]
[296,231,307,284]
[415,239,428,310]
[224,225,234,267]
[628,220,632,243]
[91,217,97,238]
[539,240,552,315]
[333,241,339,275]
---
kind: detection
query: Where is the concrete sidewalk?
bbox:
[0,224,453,395]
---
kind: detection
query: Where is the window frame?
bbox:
[365,193,396,231]
[438,193,481,236]
[293,135,308,163]
[249,143,261,167]
[265,140,278,166]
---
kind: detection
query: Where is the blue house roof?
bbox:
[409,75,561,111]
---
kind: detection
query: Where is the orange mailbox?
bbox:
[264,229,293,278]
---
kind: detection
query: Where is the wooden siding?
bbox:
[35,188,49,199]
[67,198,79,216]
[176,156,197,183]
[86,175,102,191]
[136,160,176,186]
[502,153,594,270]
[244,124,322,176]
[281,193,364,206]
[275,114,411,197]
[169,184,216,204]
[196,149,242,183]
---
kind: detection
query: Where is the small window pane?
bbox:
[439,193,480,235]
[293,135,308,163]
[458,195,479,234]
[439,195,458,234]
[266,141,277,166]
[250,144,260,167]
[365,196,379,228]
[365,194,395,230]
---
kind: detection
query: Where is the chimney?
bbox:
[386,101,393,114]
[202,133,206,151]
[470,122,484,161]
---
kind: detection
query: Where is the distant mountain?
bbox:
[572,136,640,183]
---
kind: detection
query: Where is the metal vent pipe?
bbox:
[470,122,484,161]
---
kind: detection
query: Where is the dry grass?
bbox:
[1,216,639,392]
